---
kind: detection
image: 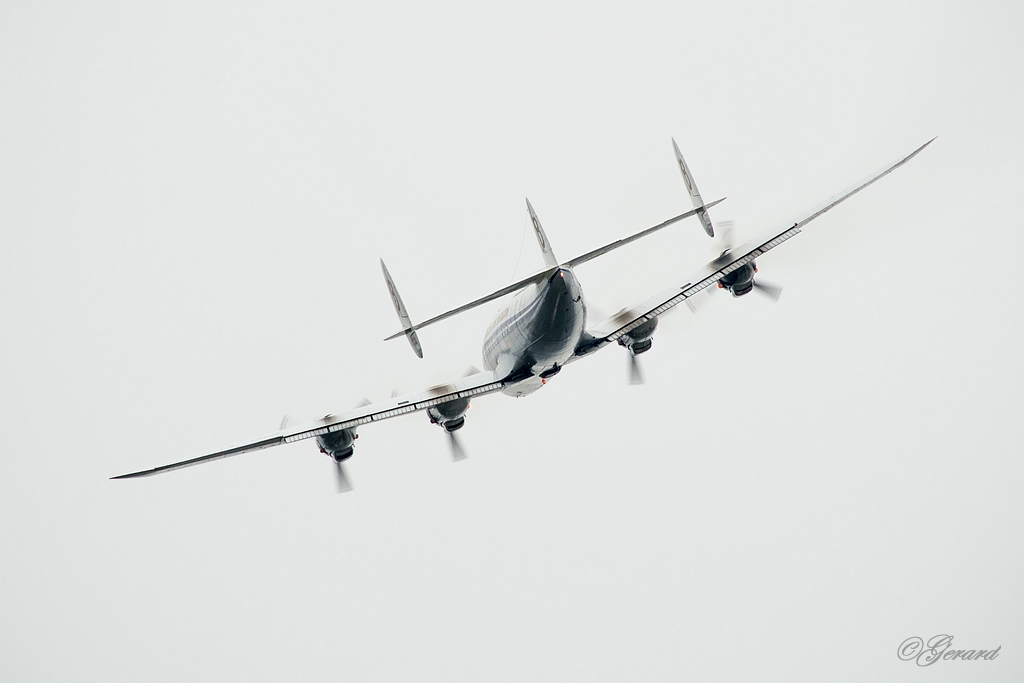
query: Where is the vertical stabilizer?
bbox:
[525,198,560,267]
[672,138,715,237]
[380,259,424,358]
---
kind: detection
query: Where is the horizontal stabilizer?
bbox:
[565,197,725,268]
[384,266,559,341]
[384,199,724,341]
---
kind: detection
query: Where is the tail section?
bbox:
[526,198,559,267]
[672,138,715,238]
[382,152,723,344]
[380,259,424,358]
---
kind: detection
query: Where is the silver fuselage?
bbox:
[482,268,586,393]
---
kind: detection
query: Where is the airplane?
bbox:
[112,136,935,491]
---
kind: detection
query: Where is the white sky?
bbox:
[1,2,1021,681]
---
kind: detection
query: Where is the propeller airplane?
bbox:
[113,136,934,491]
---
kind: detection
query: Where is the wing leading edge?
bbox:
[111,370,506,479]
[580,138,935,351]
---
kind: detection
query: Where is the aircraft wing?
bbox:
[578,137,935,353]
[111,369,507,479]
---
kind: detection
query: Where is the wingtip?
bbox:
[915,136,937,153]
[901,137,937,163]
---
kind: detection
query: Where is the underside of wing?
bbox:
[111,370,507,479]
[110,436,287,479]
[279,370,505,444]
[577,138,935,354]
[579,225,802,352]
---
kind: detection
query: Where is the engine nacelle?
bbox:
[317,428,357,462]
[719,261,756,297]
[427,397,469,432]
[619,317,658,354]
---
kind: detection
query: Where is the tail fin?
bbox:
[672,138,715,238]
[380,259,424,358]
[526,198,559,267]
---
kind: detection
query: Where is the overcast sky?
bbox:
[2,2,1021,681]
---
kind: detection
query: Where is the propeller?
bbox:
[628,351,645,385]
[752,279,783,301]
[447,430,467,462]
[317,404,366,493]
[717,219,735,256]
[683,220,736,314]
[334,459,353,493]
[689,219,784,304]
[684,285,716,313]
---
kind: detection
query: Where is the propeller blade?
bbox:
[628,353,645,385]
[752,279,783,301]
[717,219,735,255]
[684,285,717,314]
[447,430,467,462]
[334,460,353,493]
